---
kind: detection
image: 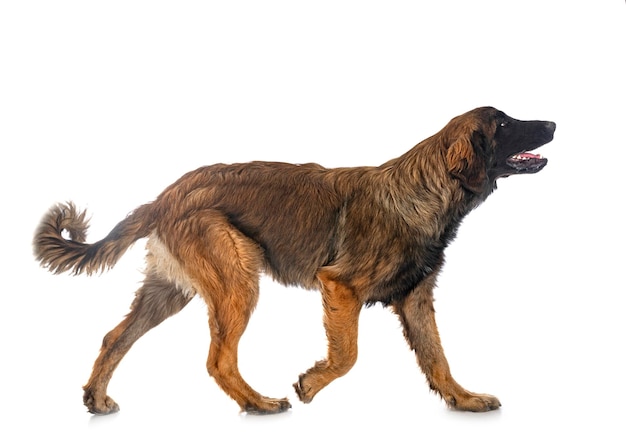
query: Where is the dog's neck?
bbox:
[376,141,491,243]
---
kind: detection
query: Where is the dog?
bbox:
[33,106,556,415]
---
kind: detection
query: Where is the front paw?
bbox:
[293,374,314,403]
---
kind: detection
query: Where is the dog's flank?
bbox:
[33,106,555,415]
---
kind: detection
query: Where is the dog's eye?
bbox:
[499,121,508,128]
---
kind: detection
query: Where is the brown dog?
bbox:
[33,106,555,415]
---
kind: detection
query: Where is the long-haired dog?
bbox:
[34,106,555,414]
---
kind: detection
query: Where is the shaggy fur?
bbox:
[33,106,555,414]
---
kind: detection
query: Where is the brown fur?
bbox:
[33,106,555,414]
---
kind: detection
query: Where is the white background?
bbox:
[1,1,625,440]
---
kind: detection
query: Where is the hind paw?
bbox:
[83,390,120,415]
[448,392,501,412]
[242,397,291,415]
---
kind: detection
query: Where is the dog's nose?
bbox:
[545,121,556,132]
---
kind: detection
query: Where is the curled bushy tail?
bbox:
[33,202,154,275]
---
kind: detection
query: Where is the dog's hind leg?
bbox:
[294,269,362,403]
[392,269,501,412]
[177,211,291,414]
[82,270,192,414]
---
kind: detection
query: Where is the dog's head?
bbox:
[445,106,556,194]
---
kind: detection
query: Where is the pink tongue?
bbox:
[519,152,541,159]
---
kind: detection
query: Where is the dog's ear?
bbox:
[446,132,487,194]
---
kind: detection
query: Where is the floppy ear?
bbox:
[446,134,487,193]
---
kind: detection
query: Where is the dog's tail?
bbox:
[33,202,155,275]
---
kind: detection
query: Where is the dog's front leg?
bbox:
[294,269,361,403]
[392,271,501,412]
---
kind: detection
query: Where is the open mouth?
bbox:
[505,151,547,173]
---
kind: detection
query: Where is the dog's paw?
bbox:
[83,390,120,415]
[293,374,318,404]
[448,392,501,412]
[293,375,309,403]
[242,397,291,415]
